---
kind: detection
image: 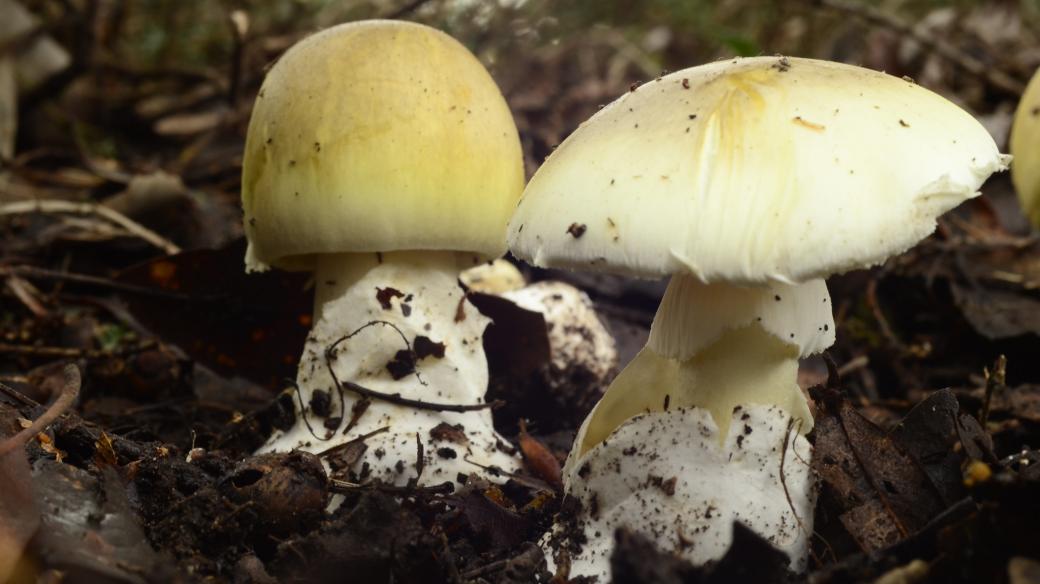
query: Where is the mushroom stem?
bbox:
[573,275,833,457]
[553,276,832,576]
[260,250,519,486]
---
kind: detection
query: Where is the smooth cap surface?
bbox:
[1011,67,1040,228]
[509,56,1008,283]
[243,20,524,270]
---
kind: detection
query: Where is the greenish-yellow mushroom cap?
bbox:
[242,20,525,271]
[1011,68,1040,229]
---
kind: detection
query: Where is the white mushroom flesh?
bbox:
[502,280,618,388]
[552,404,815,581]
[260,250,520,485]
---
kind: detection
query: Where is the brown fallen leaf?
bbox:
[811,385,952,552]
[0,446,38,582]
[0,364,81,581]
[452,484,533,551]
[949,282,1040,340]
[517,420,562,491]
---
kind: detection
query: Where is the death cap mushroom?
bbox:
[510,56,1007,284]
[243,19,524,272]
[241,20,525,487]
[1010,67,1040,228]
[511,56,1008,579]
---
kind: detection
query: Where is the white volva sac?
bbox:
[508,56,1008,578]
[260,252,518,484]
[554,405,814,581]
[503,281,618,389]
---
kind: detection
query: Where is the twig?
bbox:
[818,0,1025,96]
[836,355,869,378]
[0,199,180,255]
[0,381,39,407]
[460,455,554,492]
[865,279,905,351]
[226,10,249,105]
[328,478,454,496]
[980,355,1007,429]
[0,265,209,301]
[288,379,333,443]
[412,432,425,485]
[383,0,435,19]
[0,364,80,456]
[333,378,501,413]
[779,417,809,539]
[460,558,510,580]
[323,321,500,414]
[5,276,49,317]
[822,352,841,389]
[0,340,155,359]
[317,425,389,457]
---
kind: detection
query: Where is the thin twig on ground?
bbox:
[0,265,212,301]
[0,340,156,359]
[0,364,80,456]
[819,0,1025,96]
[0,199,181,255]
[980,355,1007,429]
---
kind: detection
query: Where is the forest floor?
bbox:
[3,1,1040,583]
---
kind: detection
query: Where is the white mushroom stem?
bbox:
[554,275,833,575]
[260,250,520,486]
[572,275,834,457]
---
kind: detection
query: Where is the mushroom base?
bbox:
[258,251,520,487]
[549,404,815,581]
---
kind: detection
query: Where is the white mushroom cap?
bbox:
[509,56,1009,284]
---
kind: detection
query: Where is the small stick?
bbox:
[0,364,80,456]
[0,340,156,359]
[317,425,389,457]
[779,417,809,538]
[0,381,39,407]
[0,265,211,301]
[323,323,501,414]
[460,558,511,580]
[412,432,425,485]
[866,279,904,350]
[328,478,453,496]
[980,355,1007,429]
[818,0,1025,96]
[0,199,181,255]
[334,378,501,413]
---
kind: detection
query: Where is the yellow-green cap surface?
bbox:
[1011,68,1040,229]
[242,20,525,270]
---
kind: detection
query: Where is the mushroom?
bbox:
[460,261,619,428]
[459,259,526,295]
[1010,67,1040,228]
[242,21,525,486]
[508,57,1008,578]
[501,281,617,392]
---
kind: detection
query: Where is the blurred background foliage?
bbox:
[7,0,1039,220]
